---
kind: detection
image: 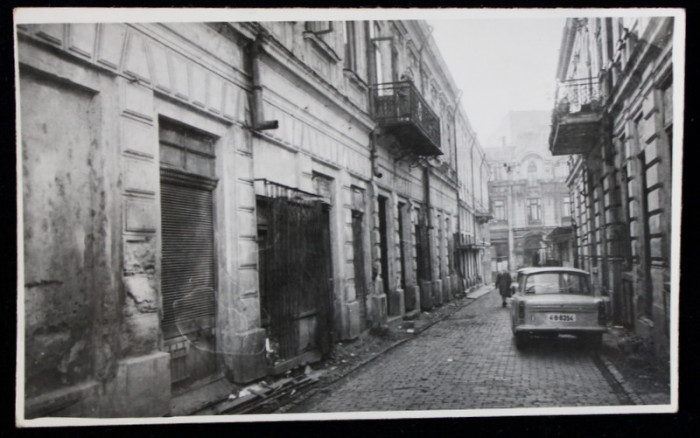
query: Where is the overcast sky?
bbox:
[429,18,565,148]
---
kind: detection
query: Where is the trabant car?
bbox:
[510,267,610,350]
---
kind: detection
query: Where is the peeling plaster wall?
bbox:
[18,21,264,418]
[21,72,99,400]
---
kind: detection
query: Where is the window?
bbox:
[343,21,358,72]
[662,81,673,162]
[493,199,506,221]
[374,40,385,85]
[369,20,377,39]
[492,165,501,181]
[528,198,542,223]
[527,161,537,185]
[562,196,571,218]
[159,120,218,347]
[305,21,333,34]
[524,273,592,295]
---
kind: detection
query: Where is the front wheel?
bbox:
[514,333,528,350]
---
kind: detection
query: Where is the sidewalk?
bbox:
[180,283,496,415]
[271,283,496,413]
[598,326,671,405]
[182,282,670,415]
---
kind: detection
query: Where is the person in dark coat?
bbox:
[497,270,512,307]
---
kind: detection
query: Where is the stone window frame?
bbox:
[562,195,572,219]
[492,198,506,222]
[527,197,542,224]
[342,21,359,74]
[527,161,538,185]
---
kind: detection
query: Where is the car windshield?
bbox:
[523,272,591,295]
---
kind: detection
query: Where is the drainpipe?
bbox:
[249,34,279,131]
[450,92,463,279]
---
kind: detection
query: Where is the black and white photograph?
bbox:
[14,7,683,426]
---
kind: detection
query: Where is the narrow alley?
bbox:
[290,288,638,413]
[16,9,679,424]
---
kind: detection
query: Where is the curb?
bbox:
[595,350,645,405]
[276,287,493,413]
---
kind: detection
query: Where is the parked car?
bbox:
[510,267,537,296]
[510,267,610,350]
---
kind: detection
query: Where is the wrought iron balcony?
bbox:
[549,77,604,156]
[475,207,492,224]
[455,232,474,249]
[370,81,442,156]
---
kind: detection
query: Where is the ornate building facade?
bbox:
[549,16,676,361]
[17,20,490,418]
[487,111,572,275]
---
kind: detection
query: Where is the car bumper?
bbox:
[513,325,608,336]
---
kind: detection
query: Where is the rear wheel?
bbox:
[514,333,528,350]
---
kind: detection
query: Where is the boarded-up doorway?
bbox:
[257,197,333,367]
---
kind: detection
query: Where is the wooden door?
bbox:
[258,198,333,362]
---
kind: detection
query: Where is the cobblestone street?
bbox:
[291,288,628,413]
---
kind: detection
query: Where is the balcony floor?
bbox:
[550,111,603,156]
[381,120,442,156]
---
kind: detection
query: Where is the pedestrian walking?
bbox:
[497,270,512,307]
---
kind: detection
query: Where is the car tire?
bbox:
[515,333,528,350]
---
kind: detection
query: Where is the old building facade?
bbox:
[18,20,490,418]
[549,17,675,361]
[486,111,572,274]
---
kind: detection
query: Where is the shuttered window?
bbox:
[159,120,217,338]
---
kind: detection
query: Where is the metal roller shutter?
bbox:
[161,180,216,337]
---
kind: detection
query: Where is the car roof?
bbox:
[520,267,589,275]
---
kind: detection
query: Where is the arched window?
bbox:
[527,161,537,185]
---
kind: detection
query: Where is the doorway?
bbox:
[352,210,368,331]
[378,194,390,294]
[257,197,333,363]
[159,121,219,389]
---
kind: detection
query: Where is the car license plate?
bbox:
[547,313,576,322]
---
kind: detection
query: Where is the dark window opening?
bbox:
[352,210,367,330]
[378,195,390,296]
[397,202,407,291]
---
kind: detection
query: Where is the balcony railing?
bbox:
[549,77,604,156]
[554,77,603,114]
[370,81,442,156]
